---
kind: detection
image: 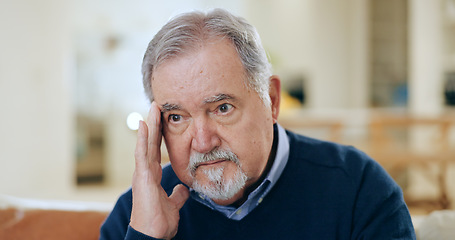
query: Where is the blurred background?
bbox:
[1,0,454,215]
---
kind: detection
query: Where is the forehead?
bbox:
[151,39,251,105]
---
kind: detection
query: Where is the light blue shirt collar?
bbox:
[190,123,290,220]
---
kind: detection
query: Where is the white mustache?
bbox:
[188,148,239,174]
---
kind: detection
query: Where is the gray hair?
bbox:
[141,8,272,106]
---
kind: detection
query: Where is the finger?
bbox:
[134,120,148,170]
[146,101,162,164]
[169,184,190,210]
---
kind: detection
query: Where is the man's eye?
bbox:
[169,114,182,122]
[218,103,233,113]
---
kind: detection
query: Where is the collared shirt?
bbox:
[190,124,290,220]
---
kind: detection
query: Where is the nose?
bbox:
[190,117,221,154]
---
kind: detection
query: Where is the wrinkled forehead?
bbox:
[151,39,249,94]
[149,41,255,111]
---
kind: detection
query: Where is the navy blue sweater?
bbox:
[100,130,416,239]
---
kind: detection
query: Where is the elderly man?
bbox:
[100,8,415,240]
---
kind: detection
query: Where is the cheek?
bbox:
[164,135,192,181]
[226,117,273,174]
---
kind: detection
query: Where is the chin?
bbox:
[191,165,248,202]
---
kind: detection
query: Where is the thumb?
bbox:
[169,184,190,209]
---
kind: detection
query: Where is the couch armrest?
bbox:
[0,195,111,240]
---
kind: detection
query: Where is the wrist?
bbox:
[127,225,167,240]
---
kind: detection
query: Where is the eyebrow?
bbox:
[160,93,235,113]
[203,93,234,104]
[160,103,181,113]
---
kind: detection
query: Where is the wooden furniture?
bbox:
[278,117,344,143]
[368,115,455,212]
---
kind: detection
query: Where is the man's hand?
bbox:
[130,102,190,239]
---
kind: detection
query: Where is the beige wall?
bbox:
[0,0,73,199]
[246,0,369,109]
[408,0,444,116]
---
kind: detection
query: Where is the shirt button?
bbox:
[236,209,242,215]
[258,198,263,204]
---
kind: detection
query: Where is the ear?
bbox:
[269,75,281,124]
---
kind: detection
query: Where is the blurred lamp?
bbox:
[127,112,143,130]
